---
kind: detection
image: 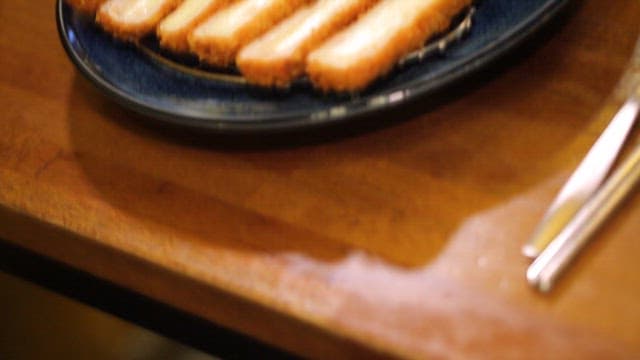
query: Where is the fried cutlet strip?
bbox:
[307,0,471,92]
[237,0,378,87]
[65,0,106,13]
[157,0,232,53]
[96,0,182,40]
[188,0,310,67]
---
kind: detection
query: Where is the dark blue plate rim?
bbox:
[56,0,571,134]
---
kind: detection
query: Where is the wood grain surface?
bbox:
[1,1,640,358]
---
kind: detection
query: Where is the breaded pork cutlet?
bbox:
[65,0,106,13]
[157,0,232,53]
[237,0,378,87]
[188,0,310,67]
[307,0,472,92]
[96,0,182,40]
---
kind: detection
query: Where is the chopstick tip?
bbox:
[522,244,540,258]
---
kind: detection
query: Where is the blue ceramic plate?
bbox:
[56,0,570,134]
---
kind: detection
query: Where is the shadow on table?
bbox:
[0,270,218,360]
[0,240,294,359]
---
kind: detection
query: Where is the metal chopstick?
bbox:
[522,96,640,259]
[523,36,640,262]
[527,136,640,292]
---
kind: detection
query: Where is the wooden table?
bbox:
[2,1,639,358]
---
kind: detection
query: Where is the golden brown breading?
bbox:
[237,0,378,87]
[157,0,231,53]
[65,0,106,13]
[96,0,182,41]
[307,0,472,92]
[188,0,310,67]
[78,0,471,92]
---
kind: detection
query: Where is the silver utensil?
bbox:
[523,96,640,259]
[524,37,640,292]
[527,124,640,292]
